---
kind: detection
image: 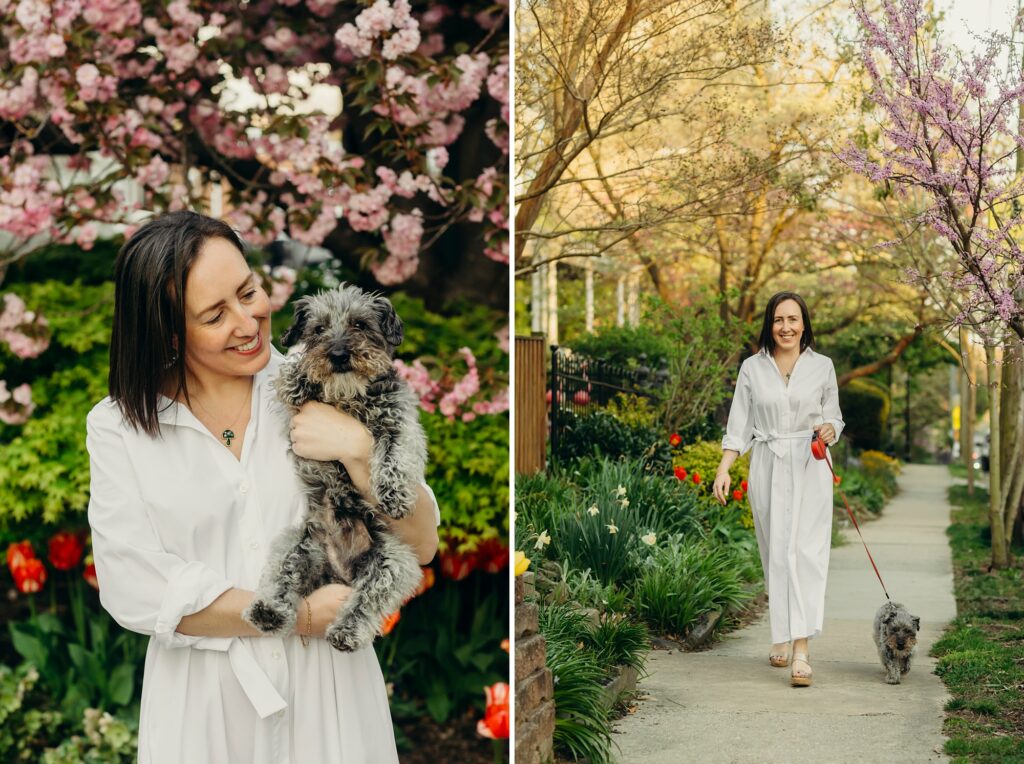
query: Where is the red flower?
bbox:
[692,472,701,485]
[83,563,99,591]
[475,538,509,573]
[500,638,510,653]
[439,548,476,581]
[476,682,510,739]
[380,610,401,636]
[413,566,436,597]
[673,466,687,481]
[545,389,552,405]
[668,433,682,447]
[6,540,35,574]
[741,480,748,492]
[572,390,591,406]
[732,490,743,501]
[48,532,84,571]
[13,558,46,594]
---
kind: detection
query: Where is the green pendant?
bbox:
[222,429,235,446]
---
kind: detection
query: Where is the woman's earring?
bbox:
[164,352,178,370]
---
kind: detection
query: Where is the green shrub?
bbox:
[839,378,890,451]
[632,537,752,637]
[556,410,670,469]
[539,604,614,764]
[585,614,649,676]
[569,326,675,369]
[0,663,65,762]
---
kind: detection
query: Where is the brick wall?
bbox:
[514,574,554,764]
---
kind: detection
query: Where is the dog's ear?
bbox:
[281,297,311,348]
[373,295,404,347]
[912,616,920,632]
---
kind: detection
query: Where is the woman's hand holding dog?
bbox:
[298,584,355,639]
[290,401,373,466]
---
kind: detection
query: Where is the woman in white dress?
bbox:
[713,292,844,688]
[86,211,440,762]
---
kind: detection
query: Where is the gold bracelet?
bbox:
[300,598,312,647]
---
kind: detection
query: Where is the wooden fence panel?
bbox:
[515,335,546,475]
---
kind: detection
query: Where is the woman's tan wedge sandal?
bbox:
[769,643,790,668]
[790,653,812,687]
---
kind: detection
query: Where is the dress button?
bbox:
[249,541,259,550]
[272,650,281,660]
[240,482,249,494]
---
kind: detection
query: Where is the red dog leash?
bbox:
[812,434,891,601]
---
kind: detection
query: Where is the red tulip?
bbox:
[732,490,743,501]
[669,433,682,447]
[573,390,591,406]
[380,610,401,636]
[13,558,46,594]
[6,540,35,574]
[476,682,510,739]
[476,538,509,573]
[83,563,99,591]
[439,548,476,581]
[692,472,701,485]
[673,466,687,481]
[48,532,84,571]
[413,566,436,597]
[741,480,748,492]
[500,638,510,653]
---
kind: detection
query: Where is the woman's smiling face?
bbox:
[182,237,271,385]
[772,298,804,352]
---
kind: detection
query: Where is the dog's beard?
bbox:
[295,347,393,402]
[883,634,917,656]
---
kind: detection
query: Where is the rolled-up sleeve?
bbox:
[722,362,755,456]
[821,359,846,444]
[86,407,233,649]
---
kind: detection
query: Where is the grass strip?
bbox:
[931,481,1024,763]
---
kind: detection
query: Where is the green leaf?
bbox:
[9,626,47,669]
[425,689,451,723]
[108,664,134,706]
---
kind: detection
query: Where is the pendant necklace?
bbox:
[190,385,253,447]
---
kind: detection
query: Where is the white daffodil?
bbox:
[641,532,657,546]
[587,505,599,516]
[620,498,630,508]
[614,485,627,498]
[607,523,619,534]
[535,530,551,550]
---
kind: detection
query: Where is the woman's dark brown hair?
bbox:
[109,210,245,435]
[757,291,816,355]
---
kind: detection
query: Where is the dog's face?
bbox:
[281,285,403,391]
[882,607,920,655]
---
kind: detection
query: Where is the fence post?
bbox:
[550,344,559,460]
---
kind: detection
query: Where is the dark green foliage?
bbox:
[375,570,508,725]
[839,378,890,451]
[632,538,752,637]
[556,410,671,469]
[569,325,675,369]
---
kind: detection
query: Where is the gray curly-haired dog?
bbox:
[242,284,427,652]
[873,601,920,684]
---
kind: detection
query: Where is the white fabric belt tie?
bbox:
[751,427,815,459]
[227,639,288,719]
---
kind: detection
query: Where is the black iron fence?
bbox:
[549,345,669,459]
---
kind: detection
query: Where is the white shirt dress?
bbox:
[722,347,845,644]
[86,350,439,763]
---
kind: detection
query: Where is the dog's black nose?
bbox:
[329,347,352,371]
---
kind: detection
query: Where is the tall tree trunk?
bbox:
[986,344,1009,568]
[1000,343,1024,550]
[960,326,975,496]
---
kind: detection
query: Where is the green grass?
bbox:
[931,475,1024,763]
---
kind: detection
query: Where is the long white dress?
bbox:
[721,347,844,644]
[86,348,439,764]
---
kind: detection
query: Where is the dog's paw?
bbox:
[885,673,901,685]
[374,490,414,520]
[244,598,295,635]
[325,622,372,652]
[900,665,911,675]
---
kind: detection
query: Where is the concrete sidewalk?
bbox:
[612,464,957,763]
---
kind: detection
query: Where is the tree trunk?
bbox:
[986,344,1009,568]
[960,326,975,496]
[584,259,594,334]
[1000,343,1024,550]
[546,262,559,344]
